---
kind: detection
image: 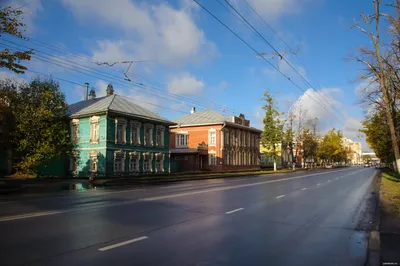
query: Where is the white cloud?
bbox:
[167,73,204,95]
[3,0,43,33]
[237,0,315,21]
[292,87,344,133]
[217,81,229,90]
[61,0,217,68]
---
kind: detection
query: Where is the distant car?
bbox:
[364,163,370,168]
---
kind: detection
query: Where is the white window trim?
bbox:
[176,131,188,148]
[90,116,100,144]
[155,152,165,173]
[144,123,154,147]
[156,125,165,148]
[89,150,99,173]
[130,121,141,146]
[143,152,153,173]
[70,119,79,145]
[208,151,217,166]
[128,151,140,172]
[208,129,217,147]
[115,118,127,145]
[114,150,126,173]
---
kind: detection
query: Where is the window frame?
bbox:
[90,116,100,144]
[175,132,188,148]
[130,121,141,146]
[208,129,216,147]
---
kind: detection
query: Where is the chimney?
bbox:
[88,87,96,100]
[84,82,89,101]
[106,83,114,96]
[191,107,196,114]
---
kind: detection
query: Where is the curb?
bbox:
[90,169,309,187]
[366,171,382,266]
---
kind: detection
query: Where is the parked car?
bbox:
[364,163,370,168]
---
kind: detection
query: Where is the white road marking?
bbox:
[335,178,339,180]
[0,211,63,222]
[225,208,244,214]
[276,195,285,199]
[160,184,192,189]
[327,180,331,182]
[141,169,350,202]
[98,236,148,251]
[301,188,307,191]
[317,183,321,186]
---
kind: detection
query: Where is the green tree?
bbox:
[0,6,33,74]
[301,128,319,168]
[1,77,71,176]
[261,90,284,171]
[318,129,346,164]
[361,109,396,164]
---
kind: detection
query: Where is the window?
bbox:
[225,131,229,146]
[209,153,217,166]
[130,121,141,145]
[156,125,165,147]
[114,150,125,173]
[89,150,99,173]
[115,118,127,144]
[129,158,138,172]
[209,129,216,146]
[260,154,265,163]
[144,124,154,146]
[114,158,123,172]
[90,116,100,143]
[226,152,230,165]
[117,124,123,143]
[70,119,79,144]
[238,152,242,165]
[143,153,153,172]
[176,133,188,148]
[155,153,164,173]
[230,131,234,146]
[238,131,241,147]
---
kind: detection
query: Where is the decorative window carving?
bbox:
[155,152,165,173]
[114,150,125,173]
[144,124,154,146]
[130,121,141,145]
[208,129,216,146]
[89,150,99,172]
[143,152,153,173]
[69,152,78,173]
[156,125,165,147]
[90,116,100,144]
[129,152,140,172]
[70,119,79,144]
[115,118,127,144]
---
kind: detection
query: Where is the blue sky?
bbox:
[2,0,390,151]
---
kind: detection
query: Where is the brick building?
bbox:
[169,109,262,172]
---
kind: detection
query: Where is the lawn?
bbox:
[381,171,400,215]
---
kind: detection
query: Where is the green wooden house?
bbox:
[65,84,175,178]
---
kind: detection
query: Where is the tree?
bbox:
[351,0,400,173]
[0,77,71,176]
[282,111,295,169]
[0,6,32,74]
[261,90,284,171]
[301,128,319,168]
[361,108,396,164]
[318,129,346,164]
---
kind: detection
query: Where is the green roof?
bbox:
[67,94,175,125]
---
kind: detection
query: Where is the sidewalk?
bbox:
[89,168,299,187]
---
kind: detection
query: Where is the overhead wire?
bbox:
[241,0,346,118]
[192,0,343,123]
[0,38,237,115]
[221,0,346,121]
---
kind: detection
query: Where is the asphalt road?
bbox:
[0,167,378,266]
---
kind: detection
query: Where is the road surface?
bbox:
[0,167,378,266]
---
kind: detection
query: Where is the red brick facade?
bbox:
[170,122,261,172]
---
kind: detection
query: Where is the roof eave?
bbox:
[169,122,224,128]
[108,110,176,126]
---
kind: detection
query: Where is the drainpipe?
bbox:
[220,122,226,169]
